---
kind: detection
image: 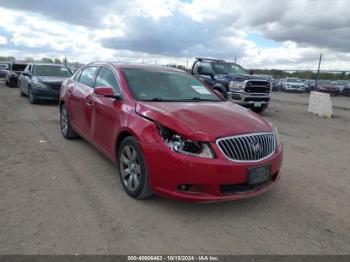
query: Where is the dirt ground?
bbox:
[0,80,349,255]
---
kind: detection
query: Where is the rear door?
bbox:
[90,66,123,157]
[70,66,99,138]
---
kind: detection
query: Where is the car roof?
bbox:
[84,61,186,73]
[32,63,65,66]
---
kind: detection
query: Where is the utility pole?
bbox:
[186,59,188,70]
[234,56,237,64]
[63,55,67,67]
[316,53,322,89]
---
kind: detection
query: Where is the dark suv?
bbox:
[5,61,28,87]
[191,58,272,113]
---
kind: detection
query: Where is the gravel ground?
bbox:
[0,80,349,255]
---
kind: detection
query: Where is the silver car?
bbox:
[281,78,307,93]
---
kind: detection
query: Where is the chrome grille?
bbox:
[217,132,276,162]
[245,80,270,93]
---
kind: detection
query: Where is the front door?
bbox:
[69,66,98,138]
[90,66,123,157]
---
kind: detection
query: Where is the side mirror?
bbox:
[22,72,29,77]
[94,86,122,99]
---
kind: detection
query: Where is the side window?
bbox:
[193,61,199,74]
[200,62,214,75]
[74,70,82,82]
[79,67,98,87]
[94,67,122,95]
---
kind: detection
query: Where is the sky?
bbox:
[0,0,349,70]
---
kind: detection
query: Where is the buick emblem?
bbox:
[251,141,261,154]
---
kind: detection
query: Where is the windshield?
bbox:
[33,65,72,77]
[212,63,247,75]
[12,64,27,71]
[287,78,302,83]
[123,68,221,102]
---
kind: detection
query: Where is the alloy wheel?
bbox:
[120,145,141,191]
[60,106,68,136]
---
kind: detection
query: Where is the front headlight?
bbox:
[229,81,244,90]
[274,126,280,147]
[33,78,47,89]
[157,124,215,158]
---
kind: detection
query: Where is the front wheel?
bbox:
[20,88,26,97]
[28,88,37,104]
[118,137,152,199]
[60,104,79,139]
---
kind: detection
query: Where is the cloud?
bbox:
[100,11,247,59]
[256,0,350,53]
[0,0,115,28]
[0,35,7,45]
[0,0,349,70]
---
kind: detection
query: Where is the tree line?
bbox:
[252,69,350,81]
[0,56,67,65]
[2,56,349,81]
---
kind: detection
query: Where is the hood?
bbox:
[214,73,267,83]
[35,76,67,84]
[319,84,338,89]
[136,101,273,141]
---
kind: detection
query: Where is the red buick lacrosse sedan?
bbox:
[59,61,283,202]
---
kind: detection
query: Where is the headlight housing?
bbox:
[157,124,215,158]
[229,81,244,90]
[33,78,48,89]
[274,126,280,148]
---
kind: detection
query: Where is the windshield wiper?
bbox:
[140,97,219,102]
[185,97,219,102]
[149,97,163,101]
[141,98,173,102]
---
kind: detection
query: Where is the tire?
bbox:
[60,104,79,139]
[118,137,152,199]
[251,105,267,114]
[5,80,9,86]
[28,87,37,104]
[20,88,26,97]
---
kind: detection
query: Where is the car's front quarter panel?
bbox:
[60,78,72,102]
